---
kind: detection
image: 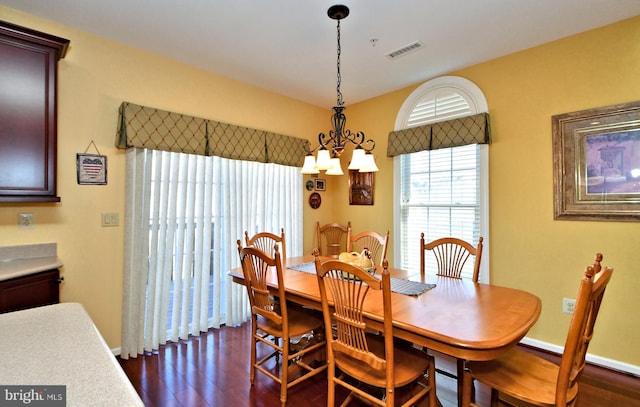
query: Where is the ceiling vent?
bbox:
[385,41,424,59]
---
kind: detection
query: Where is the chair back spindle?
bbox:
[245,228,286,265]
[316,221,350,257]
[421,234,483,282]
[347,228,390,266]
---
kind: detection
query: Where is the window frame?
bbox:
[393,76,490,282]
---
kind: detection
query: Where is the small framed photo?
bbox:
[349,170,374,205]
[77,153,107,185]
[315,178,326,191]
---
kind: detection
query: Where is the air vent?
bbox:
[385,41,424,59]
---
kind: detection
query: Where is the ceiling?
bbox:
[2,0,639,108]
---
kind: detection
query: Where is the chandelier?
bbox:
[301,4,379,175]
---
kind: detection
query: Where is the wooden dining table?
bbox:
[229,255,542,405]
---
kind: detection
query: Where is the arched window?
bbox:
[392,76,490,281]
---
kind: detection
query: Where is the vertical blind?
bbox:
[121,147,302,358]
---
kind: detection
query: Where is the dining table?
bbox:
[229,255,542,406]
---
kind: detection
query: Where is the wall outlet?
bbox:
[18,213,35,229]
[563,297,576,315]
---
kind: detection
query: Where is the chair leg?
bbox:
[250,324,257,384]
[280,340,289,407]
[327,365,336,407]
[457,358,465,406]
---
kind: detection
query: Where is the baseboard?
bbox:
[521,336,640,377]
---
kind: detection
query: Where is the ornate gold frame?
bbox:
[552,100,640,221]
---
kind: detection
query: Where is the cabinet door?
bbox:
[0,21,69,202]
[0,269,61,313]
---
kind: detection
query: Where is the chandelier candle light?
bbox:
[301,4,379,176]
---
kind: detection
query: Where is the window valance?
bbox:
[116,102,309,167]
[387,112,491,157]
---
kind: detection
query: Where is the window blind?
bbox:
[399,145,481,278]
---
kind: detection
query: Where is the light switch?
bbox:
[101,212,119,227]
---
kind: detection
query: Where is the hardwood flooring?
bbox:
[118,323,640,407]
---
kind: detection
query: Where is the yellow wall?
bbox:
[2,6,639,370]
[331,16,640,368]
[0,6,327,348]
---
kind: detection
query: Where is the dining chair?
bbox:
[346,228,390,266]
[245,228,286,265]
[461,253,614,407]
[313,251,437,407]
[420,234,484,282]
[420,233,484,400]
[316,221,351,258]
[237,241,327,407]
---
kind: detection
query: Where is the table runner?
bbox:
[288,262,435,297]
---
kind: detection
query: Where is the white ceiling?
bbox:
[2,0,639,108]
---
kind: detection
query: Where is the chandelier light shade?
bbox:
[301,4,378,175]
[300,154,320,174]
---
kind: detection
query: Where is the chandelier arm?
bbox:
[318,131,338,149]
[361,138,376,152]
[342,130,365,147]
[304,142,320,155]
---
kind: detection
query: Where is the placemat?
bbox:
[288,262,435,297]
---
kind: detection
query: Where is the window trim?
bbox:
[394,76,488,130]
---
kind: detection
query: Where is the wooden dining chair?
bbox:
[420,233,484,401]
[461,253,614,407]
[316,221,351,258]
[245,228,286,264]
[313,251,437,407]
[237,241,327,407]
[420,234,484,282]
[346,228,390,266]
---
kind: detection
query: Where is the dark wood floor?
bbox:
[118,323,640,407]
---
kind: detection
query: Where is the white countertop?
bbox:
[0,303,144,406]
[0,256,63,281]
[0,243,63,282]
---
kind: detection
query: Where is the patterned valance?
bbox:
[116,102,309,167]
[387,112,491,157]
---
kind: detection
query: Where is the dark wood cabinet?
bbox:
[0,21,69,202]
[0,269,61,313]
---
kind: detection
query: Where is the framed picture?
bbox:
[552,100,640,221]
[77,153,107,185]
[315,178,326,191]
[308,192,322,209]
[305,180,314,191]
[349,170,374,205]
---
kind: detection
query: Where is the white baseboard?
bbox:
[521,337,640,377]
